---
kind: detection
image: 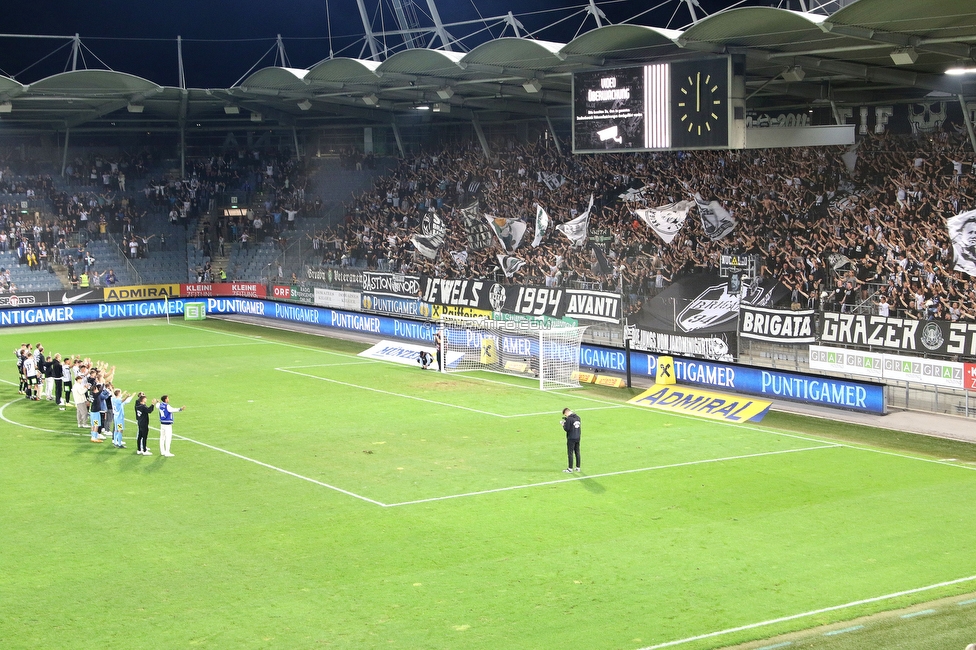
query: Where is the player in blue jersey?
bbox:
[111,389,134,448]
[158,395,186,457]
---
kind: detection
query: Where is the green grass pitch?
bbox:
[1,318,975,649]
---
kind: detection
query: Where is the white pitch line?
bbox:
[383,444,840,507]
[275,367,510,417]
[637,573,976,650]
[172,434,386,507]
[278,361,375,369]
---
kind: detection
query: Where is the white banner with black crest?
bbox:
[694,193,736,242]
[556,194,593,247]
[634,200,693,244]
[946,209,976,277]
[484,215,527,252]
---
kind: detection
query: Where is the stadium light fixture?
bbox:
[889,47,918,65]
[0,102,12,113]
[946,60,976,75]
[781,66,805,82]
[126,103,144,113]
[223,105,240,115]
[522,79,542,93]
[250,111,262,122]
[432,103,450,113]
[297,99,312,111]
[363,94,379,105]
[436,87,454,100]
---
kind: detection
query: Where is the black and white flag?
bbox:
[556,194,593,247]
[531,204,551,247]
[694,193,736,242]
[618,185,648,203]
[539,171,566,190]
[634,200,693,244]
[458,202,492,251]
[496,254,526,278]
[484,215,528,252]
[947,209,976,277]
[410,211,447,259]
[449,250,468,268]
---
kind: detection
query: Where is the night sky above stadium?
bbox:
[0,0,762,88]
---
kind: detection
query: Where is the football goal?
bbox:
[439,316,588,390]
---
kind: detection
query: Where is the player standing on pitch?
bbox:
[561,408,581,473]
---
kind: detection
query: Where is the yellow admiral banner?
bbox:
[595,375,625,388]
[572,371,596,384]
[103,284,180,302]
[629,384,771,423]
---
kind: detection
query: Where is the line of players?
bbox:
[14,342,168,456]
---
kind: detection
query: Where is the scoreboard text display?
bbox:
[573,57,732,153]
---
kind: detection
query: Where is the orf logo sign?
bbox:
[965,363,976,391]
[273,285,291,299]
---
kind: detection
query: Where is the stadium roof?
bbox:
[0,0,974,134]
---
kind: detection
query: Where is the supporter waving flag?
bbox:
[694,193,736,242]
[410,211,447,259]
[484,215,527,252]
[496,254,526,278]
[947,209,976,277]
[556,194,594,247]
[531,204,551,247]
[634,200,694,244]
[458,202,493,250]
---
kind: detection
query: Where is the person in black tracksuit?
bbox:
[561,408,581,473]
[134,393,157,455]
[51,355,64,405]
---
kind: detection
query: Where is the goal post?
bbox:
[438,316,588,390]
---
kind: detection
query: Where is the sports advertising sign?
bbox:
[361,294,426,318]
[305,265,364,286]
[180,283,267,298]
[809,345,964,390]
[629,384,771,423]
[103,284,180,302]
[819,312,976,357]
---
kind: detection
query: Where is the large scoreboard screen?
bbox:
[573,57,739,153]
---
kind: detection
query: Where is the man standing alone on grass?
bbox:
[158,395,185,458]
[134,393,156,455]
[561,407,581,473]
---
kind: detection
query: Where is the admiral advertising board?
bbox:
[819,312,976,358]
[103,284,181,302]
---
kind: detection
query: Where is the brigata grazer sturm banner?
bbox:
[819,312,976,358]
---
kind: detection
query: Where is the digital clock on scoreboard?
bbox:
[573,57,737,153]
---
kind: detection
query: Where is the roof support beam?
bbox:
[819,21,975,60]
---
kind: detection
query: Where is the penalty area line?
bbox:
[173,434,387,507]
[384,444,839,507]
[637,573,976,650]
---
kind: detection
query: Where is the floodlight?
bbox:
[126,103,144,113]
[889,47,918,65]
[223,105,240,115]
[436,87,454,100]
[782,66,805,82]
[522,79,542,93]
[363,94,379,105]
[297,99,312,111]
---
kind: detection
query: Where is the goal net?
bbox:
[439,316,588,390]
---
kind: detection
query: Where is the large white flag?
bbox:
[634,200,694,244]
[556,194,594,247]
[496,254,526,278]
[694,193,736,241]
[531,204,551,247]
[619,185,648,202]
[484,215,528,252]
[449,250,468,268]
[947,209,976,277]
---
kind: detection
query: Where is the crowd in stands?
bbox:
[313,130,975,320]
